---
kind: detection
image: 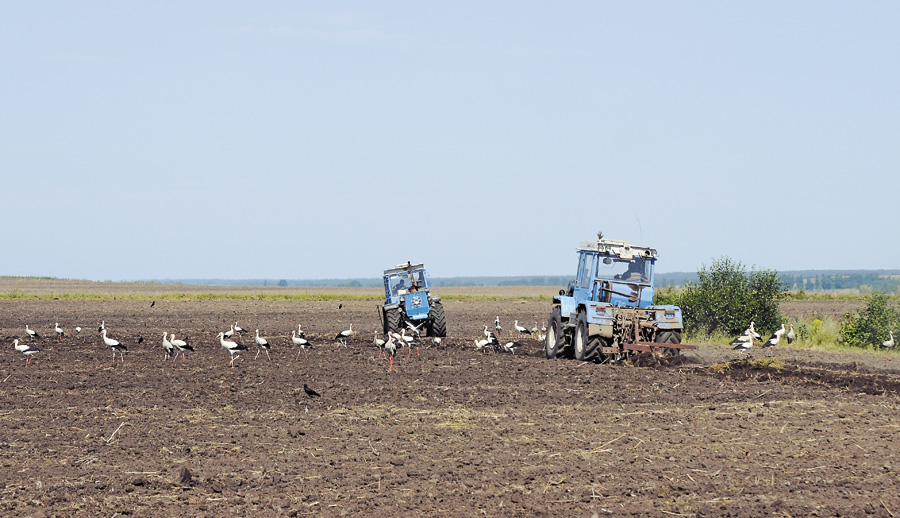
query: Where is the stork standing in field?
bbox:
[223,324,236,339]
[233,322,247,337]
[531,322,539,335]
[335,324,353,343]
[514,320,531,339]
[14,339,40,366]
[373,332,386,353]
[170,334,194,361]
[101,329,127,363]
[292,330,311,360]
[54,323,65,340]
[254,329,271,360]
[474,337,492,353]
[483,325,500,348]
[384,335,398,372]
[161,332,175,361]
[730,326,755,352]
[882,331,895,350]
[747,321,761,339]
[399,328,419,358]
[25,325,40,340]
[219,332,247,368]
[786,324,796,345]
[494,316,502,336]
[762,324,785,348]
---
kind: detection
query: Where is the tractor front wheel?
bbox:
[574,312,590,361]
[429,303,447,337]
[545,306,563,359]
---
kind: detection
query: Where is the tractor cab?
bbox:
[384,262,430,301]
[573,238,656,308]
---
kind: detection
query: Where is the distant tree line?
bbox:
[657,271,900,293]
[152,270,900,292]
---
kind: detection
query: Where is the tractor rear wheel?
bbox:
[429,303,447,337]
[384,307,402,335]
[656,330,682,359]
[574,312,590,361]
[657,330,682,344]
[545,306,563,359]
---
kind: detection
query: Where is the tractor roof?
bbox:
[383,262,426,276]
[577,238,658,260]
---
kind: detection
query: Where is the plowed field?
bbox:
[1,284,898,517]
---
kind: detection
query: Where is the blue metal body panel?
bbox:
[404,292,431,320]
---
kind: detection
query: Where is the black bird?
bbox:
[138,336,144,344]
[338,303,343,310]
[150,300,156,308]
[303,384,321,398]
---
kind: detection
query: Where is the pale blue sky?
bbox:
[3,2,898,280]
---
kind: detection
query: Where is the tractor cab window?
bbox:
[596,256,651,283]
[579,254,595,289]
[390,274,412,295]
[411,270,427,291]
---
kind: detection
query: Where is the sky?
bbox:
[3,2,898,281]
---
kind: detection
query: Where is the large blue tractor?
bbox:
[380,262,447,337]
[545,234,688,362]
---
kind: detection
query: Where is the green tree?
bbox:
[664,256,787,336]
[839,292,899,348]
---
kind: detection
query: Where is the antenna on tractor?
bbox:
[635,216,643,245]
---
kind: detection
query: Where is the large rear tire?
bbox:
[656,330,682,358]
[428,303,447,337]
[546,306,563,359]
[384,307,402,335]
[656,330,681,344]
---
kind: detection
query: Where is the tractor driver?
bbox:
[616,260,647,283]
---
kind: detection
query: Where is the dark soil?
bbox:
[2,296,899,517]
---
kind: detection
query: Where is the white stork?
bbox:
[170,334,193,360]
[219,332,248,368]
[101,329,127,363]
[762,324,785,348]
[54,323,65,340]
[254,329,271,360]
[162,332,175,360]
[883,331,895,350]
[384,335,398,372]
[14,340,40,366]
[25,325,40,340]
[514,320,531,338]
[503,341,523,354]
[292,330,311,360]
[335,324,354,342]
[233,322,247,337]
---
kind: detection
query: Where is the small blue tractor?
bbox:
[380,261,447,337]
[545,233,690,362]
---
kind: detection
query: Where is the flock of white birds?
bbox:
[9,314,544,372]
